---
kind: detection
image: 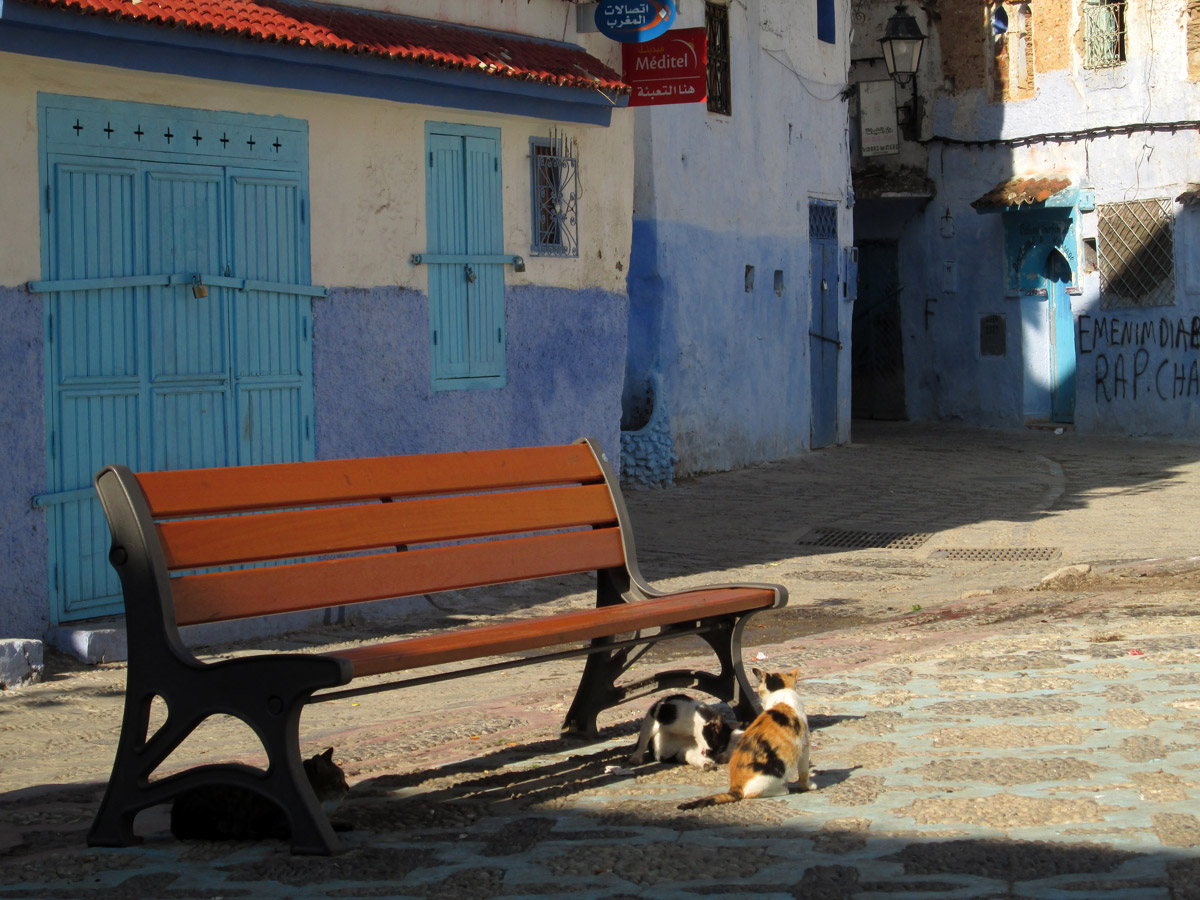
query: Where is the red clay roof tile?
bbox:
[1177,187,1200,206]
[15,0,629,94]
[971,175,1073,210]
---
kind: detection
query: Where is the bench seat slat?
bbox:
[327,586,778,677]
[171,528,627,626]
[139,445,604,517]
[158,484,618,570]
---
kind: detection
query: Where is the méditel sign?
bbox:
[595,1,676,43]
[622,28,707,106]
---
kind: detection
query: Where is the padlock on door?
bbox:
[465,264,477,284]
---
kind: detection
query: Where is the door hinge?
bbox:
[47,313,52,343]
[497,328,502,343]
[53,564,59,592]
[300,198,306,224]
[432,330,438,346]
[49,430,55,460]
[494,159,499,172]
[429,151,434,167]
[45,185,51,214]
[305,416,311,440]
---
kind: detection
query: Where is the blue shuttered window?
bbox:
[817,0,836,44]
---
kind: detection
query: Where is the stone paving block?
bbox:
[0,638,43,688]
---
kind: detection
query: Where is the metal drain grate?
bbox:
[929,547,1061,562]
[797,529,933,550]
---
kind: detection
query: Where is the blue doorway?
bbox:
[1012,211,1077,424]
[809,201,840,448]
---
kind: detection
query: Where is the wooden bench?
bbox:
[86,438,786,854]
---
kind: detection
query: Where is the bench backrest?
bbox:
[94,439,632,633]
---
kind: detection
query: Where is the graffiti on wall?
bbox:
[1078,314,1200,402]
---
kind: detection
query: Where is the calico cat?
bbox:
[629,694,739,768]
[170,747,349,841]
[678,668,810,809]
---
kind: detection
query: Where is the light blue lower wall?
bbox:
[0,286,50,639]
[0,282,625,640]
[626,218,815,476]
[313,283,627,463]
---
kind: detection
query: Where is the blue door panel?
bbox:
[228,170,314,465]
[51,163,140,383]
[152,387,230,471]
[238,386,305,465]
[1051,281,1077,423]
[147,167,227,381]
[810,237,839,449]
[56,390,140,617]
[465,135,505,380]
[46,159,142,620]
[427,134,471,382]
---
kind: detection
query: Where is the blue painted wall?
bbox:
[0,287,50,639]
[625,218,814,476]
[313,284,627,462]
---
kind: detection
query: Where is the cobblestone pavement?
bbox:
[2,422,1200,899]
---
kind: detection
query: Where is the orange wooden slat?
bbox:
[157,484,618,570]
[327,587,778,677]
[171,528,627,626]
[138,444,604,517]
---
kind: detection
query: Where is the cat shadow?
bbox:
[809,713,864,730]
[810,766,860,789]
[343,742,638,830]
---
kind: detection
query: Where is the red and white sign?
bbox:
[622,28,707,106]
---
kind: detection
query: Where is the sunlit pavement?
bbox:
[3,421,1200,899]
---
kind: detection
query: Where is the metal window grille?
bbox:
[809,201,838,241]
[1084,0,1126,69]
[980,314,1007,356]
[530,132,578,258]
[1098,199,1175,309]
[706,2,732,116]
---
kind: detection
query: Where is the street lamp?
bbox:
[879,4,927,87]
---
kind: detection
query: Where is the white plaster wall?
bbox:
[929,2,1200,143]
[0,52,633,293]
[326,0,614,54]
[641,0,850,233]
[631,0,855,468]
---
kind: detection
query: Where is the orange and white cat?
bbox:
[678,667,810,809]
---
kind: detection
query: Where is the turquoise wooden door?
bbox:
[425,124,506,390]
[36,97,316,623]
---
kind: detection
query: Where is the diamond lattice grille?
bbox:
[1098,199,1174,309]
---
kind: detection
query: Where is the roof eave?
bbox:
[0,2,628,125]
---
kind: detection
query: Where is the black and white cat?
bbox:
[170,747,349,841]
[629,694,740,769]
